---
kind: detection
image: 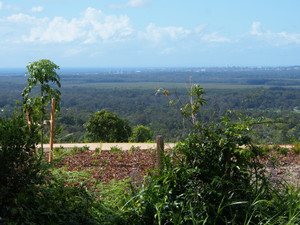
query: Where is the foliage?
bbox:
[123,113,274,224]
[0,114,44,219]
[130,145,141,151]
[85,110,132,142]
[1,69,300,143]
[110,146,123,153]
[22,59,61,150]
[157,84,207,126]
[180,84,207,126]
[22,59,61,109]
[122,84,300,224]
[130,125,153,142]
[0,112,125,224]
[292,142,300,154]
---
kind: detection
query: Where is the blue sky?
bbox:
[0,0,300,68]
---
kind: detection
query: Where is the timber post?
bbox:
[49,98,55,162]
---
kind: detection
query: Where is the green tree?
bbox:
[22,59,61,150]
[129,125,153,142]
[85,110,132,142]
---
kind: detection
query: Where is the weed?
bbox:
[261,145,272,153]
[82,145,90,151]
[71,146,79,156]
[110,146,122,153]
[273,144,282,151]
[292,143,300,154]
[95,147,102,154]
[76,145,89,153]
[52,168,93,187]
[130,145,140,151]
[94,179,131,209]
[129,145,140,155]
[101,160,109,169]
[71,145,89,155]
[93,159,99,165]
[279,147,289,156]
[54,145,64,157]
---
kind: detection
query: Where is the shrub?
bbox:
[129,125,153,142]
[85,110,132,142]
[122,113,278,224]
[0,114,44,220]
[0,113,125,224]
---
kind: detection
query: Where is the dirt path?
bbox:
[39,142,177,151]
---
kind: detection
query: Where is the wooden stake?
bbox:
[49,98,55,162]
[26,108,31,131]
[156,135,164,171]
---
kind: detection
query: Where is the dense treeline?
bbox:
[0,69,299,143]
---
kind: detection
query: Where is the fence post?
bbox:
[49,98,55,162]
[156,135,164,171]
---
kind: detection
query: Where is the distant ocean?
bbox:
[0,67,146,74]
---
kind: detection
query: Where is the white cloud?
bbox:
[109,0,147,9]
[1,7,134,44]
[250,21,300,45]
[30,6,44,13]
[25,16,83,42]
[127,0,147,7]
[250,21,262,36]
[201,32,230,43]
[0,2,2,10]
[142,23,191,42]
[194,24,207,35]
[5,13,37,23]
[82,7,133,43]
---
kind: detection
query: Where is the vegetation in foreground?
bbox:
[0,91,298,224]
[0,61,299,224]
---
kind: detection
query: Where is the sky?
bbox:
[0,0,300,68]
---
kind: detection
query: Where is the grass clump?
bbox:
[292,142,300,154]
[110,146,123,153]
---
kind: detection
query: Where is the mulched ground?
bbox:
[52,148,300,189]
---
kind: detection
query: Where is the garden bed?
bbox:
[50,147,300,190]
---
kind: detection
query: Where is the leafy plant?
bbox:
[110,146,123,153]
[0,113,124,224]
[22,59,61,152]
[123,112,274,224]
[122,85,300,224]
[129,125,153,142]
[279,147,289,156]
[292,142,300,154]
[85,110,132,142]
[129,145,141,154]
[95,147,102,154]
[54,145,64,157]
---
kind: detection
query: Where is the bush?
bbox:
[85,111,132,142]
[0,114,44,219]
[129,125,153,142]
[0,113,124,224]
[122,113,297,224]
